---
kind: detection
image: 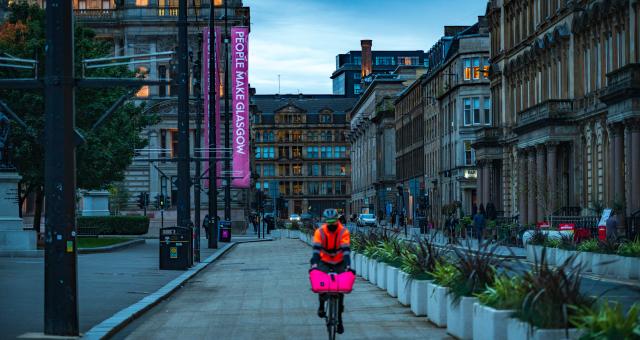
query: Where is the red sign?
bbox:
[537,221,550,229]
[559,223,575,232]
[598,226,607,241]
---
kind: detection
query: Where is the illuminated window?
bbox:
[473,58,481,79]
[78,0,86,9]
[102,0,110,9]
[214,0,223,5]
[483,58,490,79]
[398,56,419,65]
[135,66,149,98]
[135,0,148,6]
[463,58,472,80]
[292,164,302,176]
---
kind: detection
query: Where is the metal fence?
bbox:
[627,210,640,241]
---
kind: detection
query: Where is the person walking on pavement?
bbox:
[474,204,487,244]
[203,214,210,239]
[606,210,618,242]
[310,208,351,334]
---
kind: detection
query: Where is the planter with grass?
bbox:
[576,239,599,272]
[544,239,560,266]
[617,239,640,279]
[473,275,528,340]
[591,253,619,276]
[361,255,369,280]
[410,278,430,316]
[352,252,359,273]
[446,243,503,340]
[571,301,639,339]
[428,261,456,327]
[508,250,590,340]
[401,235,442,317]
[555,234,577,268]
[525,229,547,262]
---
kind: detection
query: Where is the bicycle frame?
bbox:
[325,293,340,340]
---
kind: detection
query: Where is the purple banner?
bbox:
[231,27,250,188]
[203,27,222,188]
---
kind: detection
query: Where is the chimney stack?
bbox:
[361,39,372,78]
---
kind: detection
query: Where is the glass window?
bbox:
[307,131,317,141]
[263,164,275,176]
[484,97,491,125]
[135,0,148,6]
[308,182,320,195]
[266,147,275,159]
[375,56,395,65]
[292,146,302,158]
[292,164,302,176]
[320,114,332,123]
[483,58,490,79]
[353,56,362,65]
[473,58,481,79]
[306,146,319,158]
[464,141,475,165]
[354,83,362,95]
[464,58,472,80]
[463,98,472,126]
[473,98,481,125]
[255,147,261,159]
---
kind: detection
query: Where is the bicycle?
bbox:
[324,292,340,340]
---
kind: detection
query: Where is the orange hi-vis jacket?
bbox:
[312,223,350,265]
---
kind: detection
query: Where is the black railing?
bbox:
[627,210,640,241]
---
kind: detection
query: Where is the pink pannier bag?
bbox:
[309,269,356,294]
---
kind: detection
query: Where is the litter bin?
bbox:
[159,226,191,270]
[219,220,232,242]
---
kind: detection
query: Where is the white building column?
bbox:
[149,130,160,200]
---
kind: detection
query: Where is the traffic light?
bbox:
[137,192,149,209]
[155,194,166,210]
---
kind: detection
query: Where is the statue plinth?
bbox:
[0,172,36,254]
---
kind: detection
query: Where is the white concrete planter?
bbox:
[507,317,531,340]
[592,253,619,276]
[397,271,412,306]
[472,303,515,340]
[368,259,378,285]
[427,282,448,327]
[555,248,569,266]
[376,262,387,290]
[386,266,399,297]
[507,317,582,340]
[361,256,369,280]
[288,230,300,239]
[576,251,593,272]
[546,247,556,266]
[526,244,537,262]
[621,256,640,279]
[446,295,476,340]
[409,279,430,316]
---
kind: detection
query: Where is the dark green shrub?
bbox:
[77,216,150,235]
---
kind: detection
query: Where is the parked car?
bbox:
[289,213,301,222]
[357,213,377,227]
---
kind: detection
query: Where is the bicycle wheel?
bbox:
[325,296,337,340]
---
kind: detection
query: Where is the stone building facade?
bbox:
[251,95,356,218]
[483,0,639,230]
[417,22,490,225]
[349,68,425,220]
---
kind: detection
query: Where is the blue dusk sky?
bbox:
[244,0,489,95]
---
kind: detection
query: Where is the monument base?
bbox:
[0,229,37,255]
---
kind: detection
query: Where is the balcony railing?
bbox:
[515,99,573,130]
[74,9,116,19]
[600,63,640,104]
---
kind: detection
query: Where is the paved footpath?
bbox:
[116,239,451,339]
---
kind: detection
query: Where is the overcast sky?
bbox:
[244,0,488,95]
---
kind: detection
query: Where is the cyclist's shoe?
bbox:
[337,322,344,334]
[317,307,326,318]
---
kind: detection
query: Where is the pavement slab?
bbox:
[116,239,452,340]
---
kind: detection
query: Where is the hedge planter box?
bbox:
[386,266,399,297]
[397,271,412,306]
[352,253,359,273]
[546,247,556,266]
[555,248,572,267]
[592,253,619,276]
[410,279,430,316]
[427,282,448,327]
[506,318,582,340]
[472,303,515,340]
[368,259,378,285]
[529,245,555,265]
[376,262,387,290]
[446,295,476,340]
[622,256,640,280]
[361,256,369,280]
[526,244,537,262]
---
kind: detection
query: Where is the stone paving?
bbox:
[116,239,451,339]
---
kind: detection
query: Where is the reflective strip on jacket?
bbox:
[312,223,350,264]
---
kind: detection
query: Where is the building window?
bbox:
[374,56,395,66]
[354,83,362,95]
[464,58,472,80]
[264,131,275,142]
[483,58,490,79]
[102,0,110,9]
[464,142,475,165]
[335,181,347,195]
[292,164,302,176]
[135,0,148,6]
[135,66,149,97]
[353,73,361,80]
[292,146,302,158]
[483,97,491,125]
[307,131,317,141]
[353,56,362,65]
[291,131,303,142]
[320,146,332,159]
[464,98,472,126]
[278,146,289,159]
[279,182,290,195]
[306,146,319,158]
[255,146,275,159]
[278,164,290,176]
[473,58,481,79]
[308,182,320,195]
[320,114,332,123]
[473,98,481,125]
[78,0,86,9]
[320,131,332,141]
[308,163,320,176]
[263,164,275,176]
[398,56,419,65]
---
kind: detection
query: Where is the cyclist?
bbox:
[310,208,351,334]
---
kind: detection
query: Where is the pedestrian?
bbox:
[606,210,618,242]
[473,206,486,245]
[203,214,210,239]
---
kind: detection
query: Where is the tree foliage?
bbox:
[0,3,158,193]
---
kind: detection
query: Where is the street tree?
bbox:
[0,3,158,235]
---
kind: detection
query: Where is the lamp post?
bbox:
[207,0,218,249]
[251,172,260,238]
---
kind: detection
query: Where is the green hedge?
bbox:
[77,216,150,235]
